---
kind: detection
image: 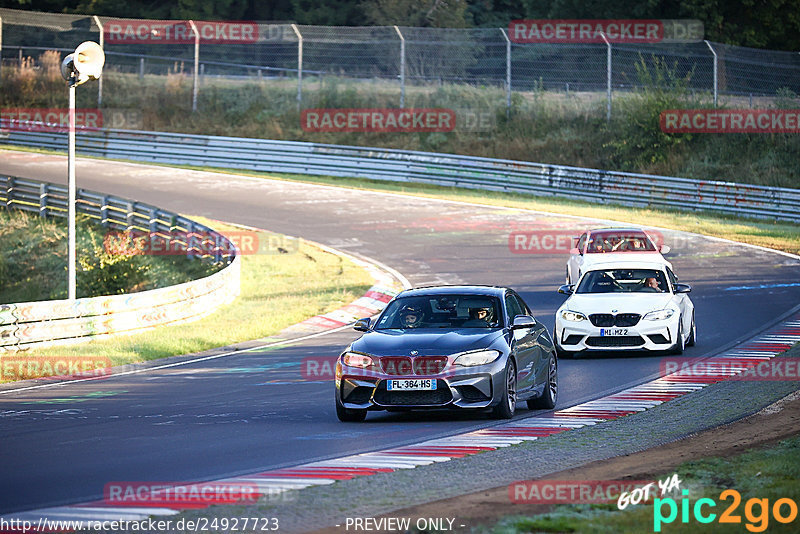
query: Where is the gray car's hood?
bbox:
[351,328,505,356]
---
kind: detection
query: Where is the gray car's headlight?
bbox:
[560,310,587,322]
[453,349,501,367]
[643,309,675,321]
[342,351,374,368]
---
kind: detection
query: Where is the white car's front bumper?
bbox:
[555,315,679,352]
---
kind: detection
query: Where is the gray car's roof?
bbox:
[396,285,508,298]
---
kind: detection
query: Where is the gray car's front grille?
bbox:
[380,356,448,376]
[589,313,641,327]
[373,380,452,406]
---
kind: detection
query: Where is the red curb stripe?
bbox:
[379,450,475,458]
[264,467,393,475]
[339,304,380,317]
[301,316,347,328]
[479,427,567,437]
[393,446,495,453]
[364,291,393,303]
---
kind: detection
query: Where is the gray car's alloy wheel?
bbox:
[492,359,517,419]
[528,354,557,410]
[335,391,367,422]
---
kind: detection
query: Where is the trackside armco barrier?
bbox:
[0,175,240,351]
[3,127,799,222]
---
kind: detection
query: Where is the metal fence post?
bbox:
[600,32,611,122]
[0,16,4,88]
[139,57,144,79]
[126,202,135,231]
[93,16,103,107]
[394,26,405,108]
[704,40,718,107]
[188,20,199,112]
[5,175,14,208]
[39,183,48,218]
[500,28,511,117]
[291,24,303,110]
[100,195,109,226]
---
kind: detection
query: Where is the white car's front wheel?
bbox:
[687,312,696,347]
[669,317,685,355]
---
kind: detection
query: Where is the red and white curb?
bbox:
[5,315,798,527]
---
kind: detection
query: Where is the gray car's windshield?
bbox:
[375,295,503,330]
[576,269,669,294]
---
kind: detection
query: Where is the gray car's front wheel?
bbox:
[491,359,517,419]
[528,354,558,410]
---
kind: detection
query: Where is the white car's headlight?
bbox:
[643,309,675,321]
[342,351,374,368]
[560,310,587,322]
[453,349,501,367]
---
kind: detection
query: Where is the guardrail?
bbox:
[1,175,240,350]
[2,127,799,222]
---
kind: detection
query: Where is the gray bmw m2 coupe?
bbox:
[335,286,558,421]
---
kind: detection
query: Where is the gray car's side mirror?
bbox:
[353,317,371,332]
[557,284,574,295]
[674,283,692,294]
[511,315,536,329]
[659,244,671,254]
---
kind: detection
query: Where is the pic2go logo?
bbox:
[653,489,798,532]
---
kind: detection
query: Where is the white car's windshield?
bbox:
[375,295,503,329]
[586,232,657,253]
[576,269,669,294]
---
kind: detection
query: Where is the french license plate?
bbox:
[600,328,629,336]
[387,379,437,391]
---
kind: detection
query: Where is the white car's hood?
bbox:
[563,293,674,315]
[581,252,671,268]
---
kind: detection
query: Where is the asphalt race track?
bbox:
[2,150,800,514]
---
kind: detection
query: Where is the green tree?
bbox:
[362,0,470,27]
[291,0,367,25]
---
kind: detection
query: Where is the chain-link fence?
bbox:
[1,7,799,118]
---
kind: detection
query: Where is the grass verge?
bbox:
[12,216,374,369]
[489,435,800,533]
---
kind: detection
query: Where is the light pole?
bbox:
[60,41,105,300]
